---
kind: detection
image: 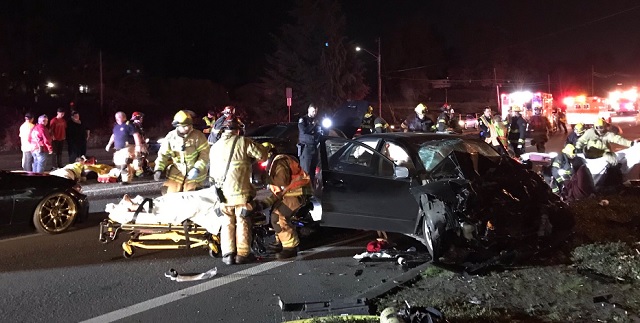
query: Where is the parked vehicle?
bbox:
[459,114,478,129]
[312,133,574,261]
[0,171,89,234]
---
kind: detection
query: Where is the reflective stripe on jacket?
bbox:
[154,129,210,184]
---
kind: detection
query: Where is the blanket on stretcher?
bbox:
[105,187,222,234]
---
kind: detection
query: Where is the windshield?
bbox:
[418,138,500,172]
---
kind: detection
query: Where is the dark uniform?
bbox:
[436,111,450,133]
[361,114,389,134]
[402,114,435,132]
[507,113,527,157]
[528,113,551,153]
[298,115,320,183]
[550,148,574,195]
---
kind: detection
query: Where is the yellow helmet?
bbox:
[414,103,427,114]
[511,105,522,112]
[595,118,606,127]
[261,142,275,151]
[366,106,374,114]
[562,144,576,158]
[172,110,193,127]
[574,123,585,135]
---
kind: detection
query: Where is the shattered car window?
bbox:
[418,138,500,173]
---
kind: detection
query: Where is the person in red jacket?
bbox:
[49,107,67,168]
[29,115,54,173]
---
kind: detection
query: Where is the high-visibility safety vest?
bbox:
[267,154,312,198]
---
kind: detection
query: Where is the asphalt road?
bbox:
[1,118,638,322]
[0,149,429,322]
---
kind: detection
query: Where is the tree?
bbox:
[262,0,368,118]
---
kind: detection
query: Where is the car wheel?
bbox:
[420,195,447,261]
[32,191,79,234]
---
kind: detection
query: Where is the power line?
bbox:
[390,3,640,74]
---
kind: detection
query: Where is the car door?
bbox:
[0,172,15,225]
[316,137,419,233]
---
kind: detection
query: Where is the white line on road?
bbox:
[80,232,372,323]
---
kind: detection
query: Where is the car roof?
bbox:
[357,132,476,146]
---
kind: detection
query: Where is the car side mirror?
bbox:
[394,165,409,179]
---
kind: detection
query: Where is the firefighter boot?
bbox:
[222,253,235,265]
[276,248,298,260]
[235,253,255,264]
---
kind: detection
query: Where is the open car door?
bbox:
[316,137,419,233]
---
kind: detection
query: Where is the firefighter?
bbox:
[210,119,268,265]
[260,142,313,260]
[565,123,585,146]
[361,105,389,134]
[550,144,576,195]
[130,111,149,177]
[298,103,321,183]
[154,110,210,195]
[401,103,435,132]
[202,110,215,134]
[211,106,245,144]
[105,111,145,184]
[478,107,493,140]
[435,105,451,133]
[575,118,636,159]
[528,107,552,153]
[506,106,527,157]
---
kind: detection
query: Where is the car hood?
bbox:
[7,171,76,189]
[331,100,369,139]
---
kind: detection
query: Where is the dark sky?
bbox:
[4,1,640,86]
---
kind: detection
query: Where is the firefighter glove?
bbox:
[517,144,523,149]
[153,170,163,181]
[186,168,199,180]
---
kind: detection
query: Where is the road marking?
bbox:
[83,182,162,194]
[80,232,372,323]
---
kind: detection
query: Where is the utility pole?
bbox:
[99,50,104,115]
[377,37,382,118]
[591,65,594,96]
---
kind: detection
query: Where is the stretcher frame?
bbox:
[99,219,222,259]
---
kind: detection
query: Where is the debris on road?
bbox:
[164,267,217,282]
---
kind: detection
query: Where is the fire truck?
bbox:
[500,91,554,120]
[606,87,638,115]
[562,95,611,126]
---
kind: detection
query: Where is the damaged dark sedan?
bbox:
[314,133,574,261]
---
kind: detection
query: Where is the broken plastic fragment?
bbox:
[164,267,217,282]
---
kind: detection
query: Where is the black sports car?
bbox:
[0,171,89,234]
[314,132,573,260]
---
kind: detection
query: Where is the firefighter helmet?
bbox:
[414,103,428,114]
[223,106,235,115]
[562,144,576,158]
[595,118,606,127]
[366,106,374,115]
[511,105,522,112]
[221,118,241,131]
[172,110,193,127]
[574,123,585,135]
[131,111,144,120]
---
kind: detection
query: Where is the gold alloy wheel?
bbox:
[33,192,78,234]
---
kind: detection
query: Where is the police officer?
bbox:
[154,110,210,194]
[298,103,320,183]
[401,103,435,132]
[506,106,527,157]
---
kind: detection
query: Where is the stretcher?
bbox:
[98,189,271,259]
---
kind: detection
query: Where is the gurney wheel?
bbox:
[123,250,134,259]
[208,243,221,258]
[99,237,108,244]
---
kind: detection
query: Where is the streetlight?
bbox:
[356,38,382,118]
[46,82,55,88]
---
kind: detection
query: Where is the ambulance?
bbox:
[562,95,611,126]
[500,91,553,120]
[606,87,638,115]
